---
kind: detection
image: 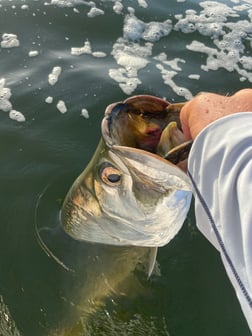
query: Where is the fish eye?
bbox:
[100,163,122,186]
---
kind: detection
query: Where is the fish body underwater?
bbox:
[49,244,156,336]
[48,95,193,335]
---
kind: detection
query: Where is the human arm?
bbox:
[180,90,252,331]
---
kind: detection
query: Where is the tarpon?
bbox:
[47,95,193,335]
[61,95,192,257]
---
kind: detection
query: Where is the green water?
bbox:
[0,0,251,335]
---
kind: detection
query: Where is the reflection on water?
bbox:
[0,296,21,336]
[0,0,251,335]
[84,311,171,336]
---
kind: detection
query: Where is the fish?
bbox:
[61,95,192,266]
[49,244,156,336]
[48,95,193,335]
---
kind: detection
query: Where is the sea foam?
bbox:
[0,79,25,122]
[71,40,106,57]
[2,0,252,120]
[81,108,89,118]
[174,1,252,82]
[1,33,20,48]
[9,110,26,122]
[48,66,62,85]
[57,100,67,113]
[29,50,39,57]
[108,1,252,96]
[87,6,104,18]
[109,11,175,95]
[0,79,12,112]
[47,0,88,7]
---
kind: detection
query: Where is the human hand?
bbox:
[180,89,252,140]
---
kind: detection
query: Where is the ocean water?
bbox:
[0,0,251,335]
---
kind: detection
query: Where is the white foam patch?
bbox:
[240,56,252,70]
[57,100,67,113]
[45,96,53,104]
[110,26,193,99]
[93,1,252,96]
[187,40,252,82]
[81,108,89,118]
[0,78,12,112]
[113,1,123,14]
[48,66,62,85]
[188,74,200,80]
[111,71,142,95]
[154,53,185,71]
[153,53,193,99]
[2,0,251,107]
[123,16,145,42]
[0,79,26,121]
[71,40,92,55]
[109,37,152,94]
[137,0,148,8]
[142,21,173,42]
[9,110,26,122]
[87,6,104,18]
[123,13,172,42]
[156,64,193,100]
[174,1,252,83]
[46,0,89,7]
[109,11,176,95]
[1,33,20,48]
[45,0,148,11]
[92,51,106,58]
[71,40,106,58]
[28,50,39,57]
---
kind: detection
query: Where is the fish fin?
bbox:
[147,247,158,279]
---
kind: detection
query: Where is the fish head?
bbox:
[61,95,192,247]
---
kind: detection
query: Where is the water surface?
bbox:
[0,0,251,335]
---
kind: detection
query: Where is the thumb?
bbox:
[180,104,192,140]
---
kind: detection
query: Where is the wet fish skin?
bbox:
[61,139,192,248]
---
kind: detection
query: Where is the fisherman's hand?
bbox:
[180,89,252,140]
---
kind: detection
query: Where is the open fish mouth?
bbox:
[61,95,192,248]
[102,95,192,165]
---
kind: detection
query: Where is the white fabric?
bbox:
[188,112,252,331]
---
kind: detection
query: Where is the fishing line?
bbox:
[34,181,75,273]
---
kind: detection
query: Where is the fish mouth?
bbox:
[101,95,191,165]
